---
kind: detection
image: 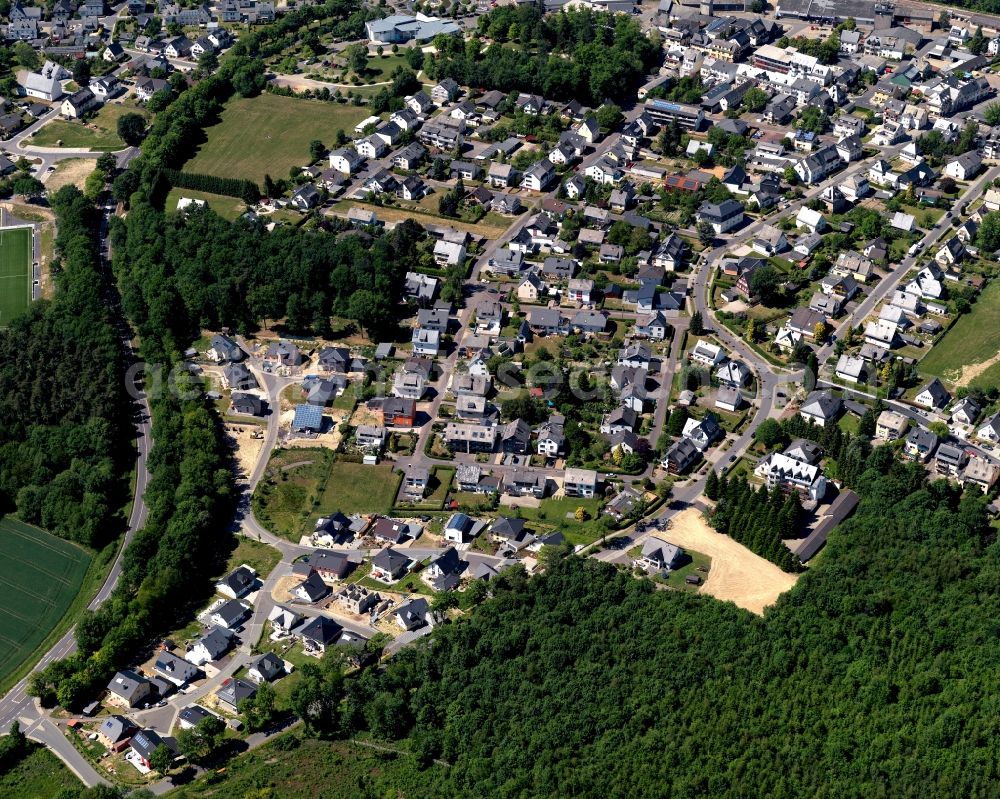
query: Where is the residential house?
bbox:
[292,570,330,603]
[799,390,842,427]
[796,207,826,234]
[208,334,244,363]
[637,537,685,572]
[185,627,233,666]
[634,311,668,341]
[248,653,284,684]
[563,468,598,498]
[443,512,476,544]
[405,91,433,115]
[682,414,722,452]
[835,354,867,384]
[977,413,1000,443]
[500,419,531,454]
[915,377,950,409]
[267,605,303,633]
[664,438,701,474]
[154,652,199,687]
[961,458,999,493]
[523,160,555,192]
[395,598,430,631]
[517,273,544,302]
[716,385,744,412]
[951,396,981,427]
[536,417,566,457]
[935,443,968,476]
[690,341,725,367]
[423,547,466,591]
[876,410,909,440]
[106,671,152,709]
[215,678,257,713]
[297,616,344,657]
[370,547,410,583]
[904,426,938,461]
[329,147,364,175]
[755,451,827,500]
[209,599,250,630]
[943,150,982,181]
[697,199,744,235]
[216,565,256,599]
[130,730,173,770]
[97,716,136,752]
[432,78,460,104]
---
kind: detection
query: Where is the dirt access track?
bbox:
[663,509,799,615]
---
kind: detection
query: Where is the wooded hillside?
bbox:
[334,460,999,798]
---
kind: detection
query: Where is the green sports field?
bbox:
[0,225,33,327]
[0,518,91,682]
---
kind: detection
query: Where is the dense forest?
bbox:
[707,474,803,571]
[320,459,999,798]
[0,188,127,547]
[427,6,661,106]
[27,187,234,710]
[112,200,423,341]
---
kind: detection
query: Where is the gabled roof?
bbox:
[298,615,343,646]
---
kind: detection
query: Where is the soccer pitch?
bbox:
[0,225,33,327]
[0,518,91,683]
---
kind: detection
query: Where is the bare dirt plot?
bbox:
[661,509,798,615]
[45,158,93,192]
[224,423,265,479]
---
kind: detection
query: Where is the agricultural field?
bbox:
[186,94,370,185]
[0,224,33,327]
[919,279,1000,389]
[253,449,401,540]
[0,518,91,683]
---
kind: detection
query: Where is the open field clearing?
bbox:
[186,94,370,185]
[30,104,141,150]
[919,280,1000,389]
[661,509,798,615]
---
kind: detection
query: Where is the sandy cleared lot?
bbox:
[224,422,265,478]
[662,509,798,615]
[45,158,93,192]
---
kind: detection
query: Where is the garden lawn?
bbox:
[30,103,142,150]
[0,225,32,327]
[517,496,607,547]
[164,187,247,220]
[186,94,371,185]
[0,518,90,684]
[364,53,409,80]
[919,279,1000,389]
[659,549,712,592]
[224,536,282,579]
